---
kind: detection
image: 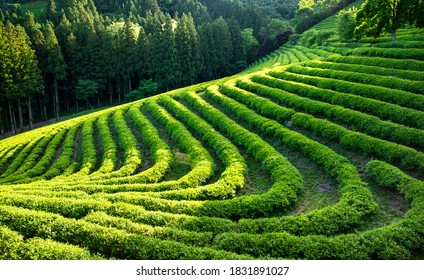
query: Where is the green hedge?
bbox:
[212,160,424,259]
[303,60,424,82]
[236,78,424,149]
[145,100,215,188]
[288,63,424,95]
[326,55,424,71]
[182,89,303,219]
[0,205,250,259]
[212,82,377,235]
[0,226,101,260]
[252,73,424,129]
[271,68,424,110]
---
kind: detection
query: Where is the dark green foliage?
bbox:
[76,79,99,108]
[300,29,335,46]
[125,79,158,101]
[336,7,358,41]
[355,0,423,41]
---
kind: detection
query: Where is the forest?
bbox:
[0,0,365,139]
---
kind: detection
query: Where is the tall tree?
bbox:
[0,21,43,134]
[227,17,245,65]
[43,21,66,121]
[199,22,217,81]
[355,0,423,41]
[211,17,232,77]
[175,13,202,86]
[118,17,137,95]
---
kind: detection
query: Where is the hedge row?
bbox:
[4,129,68,183]
[0,137,45,179]
[374,40,424,49]
[325,55,424,71]
[159,95,246,199]
[236,78,424,149]
[144,100,215,188]
[96,102,174,184]
[294,45,336,58]
[303,60,424,82]
[107,109,142,176]
[291,113,424,172]
[82,211,214,247]
[70,117,97,176]
[283,47,310,62]
[351,47,424,60]
[284,50,300,63]
[182,89,303,219]
[0,226,101,260]
[41,124,81,180]
[252,73,424,129]
[212,160,424,259]
[271,68,424,111]
[94,112,118,174]
[0,191,237,234]
[0,205,250,259]
[0,133,57,182]
[221,81,295,122]
[0,145,24,175]
[288,63,424,95]
[209,83,377,235]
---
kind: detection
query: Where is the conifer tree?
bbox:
[0,21,43,134]
[212,17,232,77]
[43,21,66,121]
[227,17,245,65]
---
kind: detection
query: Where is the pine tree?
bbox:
[175,13,202,86]
[227,17,245,65]
[0,21,43,134]
[43,21,66,121]
[135,25,148,79]
[199,22,217,81]
[212,17,232,77]
[118,17,137,94]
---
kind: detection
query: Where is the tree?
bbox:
[355,0,423,41]
[227,17,245,66]
[76,79,98,109]
[175,13,202,86]
[337,7,359,41]
[125,79,158,101]
[43,21,66,121]
[0,21,43,135]
[118,18,137,94]
[211,17,232,77]
[241,28,259,63]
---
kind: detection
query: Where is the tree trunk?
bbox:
[86,99,94,109]
[18,99,23,133]
[97,94,100,108]
[28,96,33,130]
[42,96,47,121]
[66,94,70,111]
[54,78,60,121]
[108,80,113,106]
[76,99,79,112]
[128,77,132,92]
[8,100,16,135]
[391,29,397,42]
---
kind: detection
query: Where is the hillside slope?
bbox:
[0,1,424,260]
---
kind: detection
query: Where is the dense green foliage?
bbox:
[0,0,424,261]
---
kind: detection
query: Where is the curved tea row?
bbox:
[0,37,423,260]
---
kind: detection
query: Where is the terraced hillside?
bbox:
[1,8,424,260]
